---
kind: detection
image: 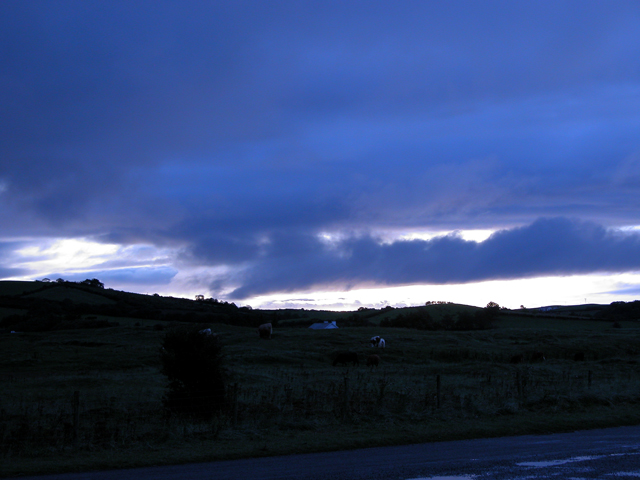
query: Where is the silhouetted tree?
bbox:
[81,278,104,288]
[160,327,226,418]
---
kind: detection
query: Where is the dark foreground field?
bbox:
[2,293,640,476]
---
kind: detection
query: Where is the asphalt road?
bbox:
[10,425,640,480]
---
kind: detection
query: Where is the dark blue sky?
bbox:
[2,1,640,308]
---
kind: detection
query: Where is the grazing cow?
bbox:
[378,338,385,348]
[333,351,359,366]
[370,336,386,348]
[510,353,525,364]
[366,354,380,367]
[531,351,546,362]
[574,351,585,361]
[258,323,272,339]
[199,328,212,335]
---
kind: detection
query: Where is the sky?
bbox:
[2,1,640,311]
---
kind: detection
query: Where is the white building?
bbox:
[308,320,338,329]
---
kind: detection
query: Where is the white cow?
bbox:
[370,336,385,348]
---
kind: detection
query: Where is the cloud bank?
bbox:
[224,218,640,299]
[1,2,640,304]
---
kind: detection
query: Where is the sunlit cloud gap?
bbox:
[15,239,120,271]
[8,238,178,284]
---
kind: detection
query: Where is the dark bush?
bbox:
[336,312,375,327]
[381,308,495,331]
[381,310,438,330]
[0,314,27,329]
[160,327,226,418]
[456,309,495,330]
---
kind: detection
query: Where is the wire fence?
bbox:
[3,363,639,458]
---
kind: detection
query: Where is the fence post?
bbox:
[377,376,388,407]
[232,383,239,427]
[436,375,441,409]
[343,374,349,420]
[72,390,80,447]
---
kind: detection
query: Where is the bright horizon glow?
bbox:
[224,273,640,311]
[5,233,640,311]
[9,238,178,283]
[15,239,120,274]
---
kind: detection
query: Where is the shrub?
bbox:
[456,309,495,330]
[160,327,226,418]
[380,308,495,331]
[380,310,438,330]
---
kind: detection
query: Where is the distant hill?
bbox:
[0,280,45,297]
[0,280,252,332]
[24,284,117,305]
[1,280,636,333]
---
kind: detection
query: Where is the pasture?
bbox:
[2,312,640,477]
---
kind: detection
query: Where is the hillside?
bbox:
[0,280,253,331]
[1,280,637,335]
[0,281,496,333]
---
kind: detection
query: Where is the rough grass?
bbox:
[2,316,640,477]
[23,285,117,305]
[0,281,45,297]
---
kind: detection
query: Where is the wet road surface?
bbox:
[9,425,640,479]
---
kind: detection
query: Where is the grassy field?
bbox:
[2,304,640,477]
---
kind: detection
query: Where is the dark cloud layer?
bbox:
[227,218,640,299]
[2,2,640,300]
[0,241,29,278]
[0,267,29,279]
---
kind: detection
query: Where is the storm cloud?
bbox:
[2,2,640,304]
[226,218,640,298]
